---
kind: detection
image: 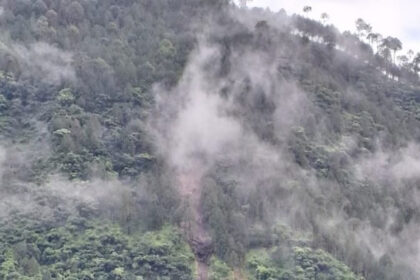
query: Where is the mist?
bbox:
[13,42,76,84]
[0,1,419,279]
[146,10,420,277]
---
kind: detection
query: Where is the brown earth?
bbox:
[177,167,213,280]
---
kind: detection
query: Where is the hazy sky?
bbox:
[247,0,420,52]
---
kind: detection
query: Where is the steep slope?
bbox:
[0,1,419,279]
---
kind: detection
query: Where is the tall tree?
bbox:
[303,5,312,16]
[239,0,252,8]
[355,18,372,39]
[407,49,415,60]
[321,12,329,24]
[367,32,382,53]
[379,47,392,75]
[397,55,409,67]
[412,53,420,75]
[381,36,402,63]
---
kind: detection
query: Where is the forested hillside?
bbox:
[0,0,420,279]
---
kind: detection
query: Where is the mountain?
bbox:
[0,0,419,279]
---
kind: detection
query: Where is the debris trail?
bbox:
[178,166,212,280]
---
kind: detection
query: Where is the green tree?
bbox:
[239,0,252,8]
[0,94,8,111]
[33,0,47,15]
[381,36,402,63]
[57,88,75,106]
[303,5,312,15]
[65,1,84,24]
[45,9,58,26]
[367,32,382,53]
[355,18,372,39]
[0,249,20,279]
[321,12,329,24]
[412,53,420,75]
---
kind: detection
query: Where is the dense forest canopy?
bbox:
[0,0,420,279]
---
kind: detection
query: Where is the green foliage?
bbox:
[0,221,195,280]
[159,39,176,58]
[0,249,18,279]
[57,88,75,106]
[246,247,363,280]
[0,93,8,112]
[0,1,419,280]
[130,226,195,279]
[293,247,363,280]
[246,249,289,280]
[201,174,247,265]
[208,256,234,280]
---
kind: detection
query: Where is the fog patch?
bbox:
[354,142,420,183]
[0,174,135,223]
[13,42,76,84]
[150,43,244,172]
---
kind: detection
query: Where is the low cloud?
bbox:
[150,43,243,172]
[355,142,420,183]
[12,42,76,84]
